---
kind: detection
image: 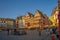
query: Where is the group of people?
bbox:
[38,27,60,39]
[7,29,17,35]
[48,27,60,39]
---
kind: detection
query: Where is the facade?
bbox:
[49,6,58,27]
[16,10,50,29]
[23,12,34,28]
[16,16,24,28]
[0,18,15,28]
[16,13,34,28]
[0,7,58,29]
[0,9,58,29]
[34,10,50,28]
[34,10,44,28]
[0,10,52,29]
[43,14,50,28]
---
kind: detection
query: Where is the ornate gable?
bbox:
[34,10,43,17]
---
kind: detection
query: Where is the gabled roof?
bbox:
[43,14,48,19]
[51,6,58,16]
[0,18,15,21]
[25,12,34,17]
[16,16,23,20]
[34,10,43,17]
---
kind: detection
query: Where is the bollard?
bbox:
[51,34,55,40]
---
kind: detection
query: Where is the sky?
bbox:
[0,0,58,19]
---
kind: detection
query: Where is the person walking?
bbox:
[51,34,55,40]
[7,29,9,35]
[39,29,41,36]
[14,29,16,35]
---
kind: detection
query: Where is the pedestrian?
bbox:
[39,29,41,36]
[50,28,53,35]
[7,29,9,35]
[56,34,59,39]
[52,26,57,34]
[47,30,49,36]
[51,34,55,40]
[56,30,59,39]
[52,28,56,34]
[14,29,16,35]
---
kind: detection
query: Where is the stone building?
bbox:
[16,16,24,28]
[33,10,50,29]
[33,10,44,28]
[16,12,34,28]
[23,12,34,28]
[16,10,50,29]
[49,6,58,28]
[0,18,15,28]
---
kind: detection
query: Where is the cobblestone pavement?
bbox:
[0,30,59,40]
